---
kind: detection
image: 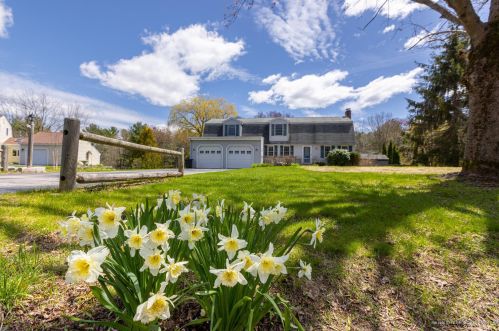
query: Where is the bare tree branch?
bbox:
[443,0,485,43]
[412,0,461,25]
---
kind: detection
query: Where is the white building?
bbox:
[0,115,13,144]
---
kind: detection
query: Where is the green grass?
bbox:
[0,167,497,329]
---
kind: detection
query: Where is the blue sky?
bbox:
[0,0,445,128]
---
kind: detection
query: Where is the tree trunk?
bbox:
[462,22,499,176]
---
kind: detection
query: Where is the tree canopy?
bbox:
[168,96,237,136]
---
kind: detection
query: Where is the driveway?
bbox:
[0,168,227,194]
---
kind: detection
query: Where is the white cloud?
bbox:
[255,0,337,62]
[344,67,423,110]
[382,24,396,33]
[0,71,164,128]
[239,105,260,117]
[249,70,353,109]
[343,0,424,19]
[403,27,437,49]
[80,24,246,106]
[248,67,422,111]
[262,74,282,85]
[0,0,13,38]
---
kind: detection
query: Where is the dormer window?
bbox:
[271,123,287,136]
[224,124,240,136]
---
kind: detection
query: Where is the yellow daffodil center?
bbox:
[169,264,183,277]
[67,218,81,233]
[221,269,238,285]
[82,227,94,241]
[129,234,143,248]
[171,194,180,205]
[151,229,168,244]
[242,256,253,270]
[190,228,203,241]
[316,228,324,241]
[182,213,194,224]
[260,257,275,273]
[224,238,239,252]
[148,254,162,268]
[262,215,272,225]
[149,297,167,315]
[73,258,91,278]
[102,210,117,226]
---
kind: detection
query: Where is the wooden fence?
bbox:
[59,118,184,192]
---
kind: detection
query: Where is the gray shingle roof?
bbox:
[206,116,352,125]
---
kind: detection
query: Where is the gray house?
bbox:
[189,110,355,169]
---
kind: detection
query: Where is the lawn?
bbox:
[0,167,497,329]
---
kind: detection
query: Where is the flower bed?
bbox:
[59,191,325,330]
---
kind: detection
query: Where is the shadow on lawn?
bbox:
[283,177,498,329]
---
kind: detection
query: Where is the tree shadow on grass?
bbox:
[283,177,498,329]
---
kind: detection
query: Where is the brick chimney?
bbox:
[344,108,352,119]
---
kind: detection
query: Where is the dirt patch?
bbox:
[304,166,462,175]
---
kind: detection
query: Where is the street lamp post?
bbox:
[27,114,34,167]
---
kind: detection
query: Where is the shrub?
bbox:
[326,149,351,166]
[349,152,360,166]
[59,191,325,330]
[252,163,273,168]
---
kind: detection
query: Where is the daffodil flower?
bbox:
[147,222,175,251]
[133,283,176,324]
[217,225,248,260]
[241,201,255,221]
[273,202,287,223]
[77,221,103,247]
[237,250,257,271]
[178,222,208,249]
[124,225,148,257]
[310,218,325,248]
[210,259,248,288]
[65,246,109,283]
[193,206,210,225]
[177,206,196,226]
[247,243,289,283]
[95,204,125,239]
[139,247,165,276]
[160,256,189,284]
[59,211,81,238]
[215,199,225,221]
[298,260,312,280]
[258,208,278,229]
[192,193,207,208]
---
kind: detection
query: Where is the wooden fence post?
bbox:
[59,118,80,192]
[178,147,185,175]
[1,145,7,172]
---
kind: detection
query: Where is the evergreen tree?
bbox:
[406,32,468,166]
[392,148,401,165]
[137,126,163,169]
[382,143,387,156]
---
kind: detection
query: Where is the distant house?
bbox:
[3,137,21,164]
[0,115,12,144]
[189,110,355,169]
[18,132,101,166]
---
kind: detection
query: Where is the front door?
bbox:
[303,146,311,164]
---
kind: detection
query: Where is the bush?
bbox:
[314,161,326,166]
[252,163,273,168]
[59,191,325,330]
[349,152,360,166]
[326,149,351,166]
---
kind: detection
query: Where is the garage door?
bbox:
[227,146,254,169]
[197,145,223,169]
[33,149,49,166]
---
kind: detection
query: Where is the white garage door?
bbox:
[227,146,254,169]
[33,149,49,166]
[197,145,223,169]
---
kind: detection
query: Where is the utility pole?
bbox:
[27,113,34,167]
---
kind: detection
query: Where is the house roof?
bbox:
[3,137,20,145]
[205,116,352,125]
[20,132,63,145]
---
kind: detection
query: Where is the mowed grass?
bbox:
[0,166,497,329]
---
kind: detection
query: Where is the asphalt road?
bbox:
[0,168,226,194]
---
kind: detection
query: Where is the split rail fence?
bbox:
[59,118,184,192]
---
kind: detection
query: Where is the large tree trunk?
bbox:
[462,22,499,176]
